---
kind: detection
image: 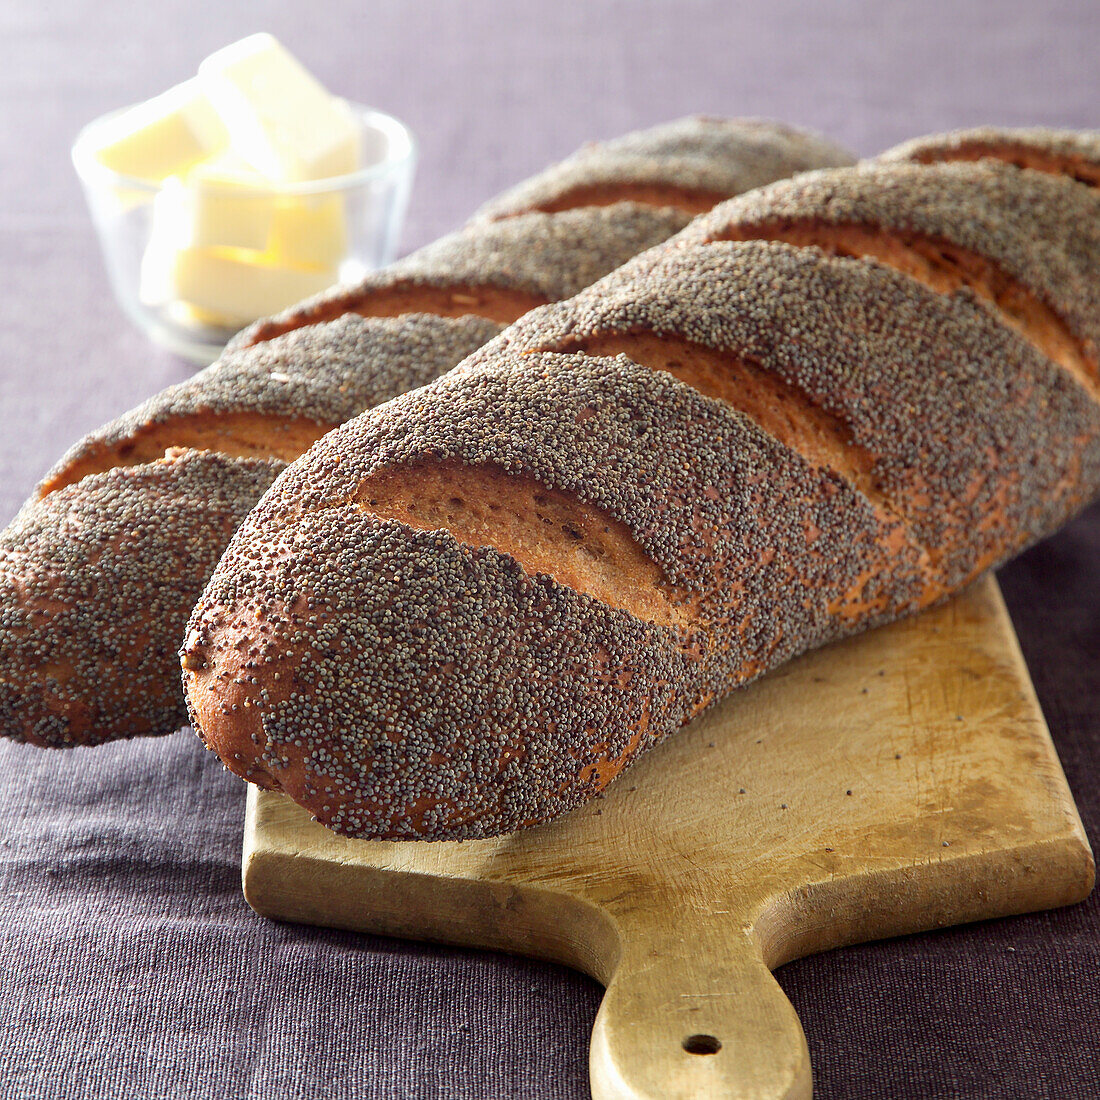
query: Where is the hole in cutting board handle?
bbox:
[682,1034,722,1055]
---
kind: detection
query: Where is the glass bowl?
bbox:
[72,102,416,364]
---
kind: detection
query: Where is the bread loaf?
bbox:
[181,129,1100,840]
[0,118,852,747]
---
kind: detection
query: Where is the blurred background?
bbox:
[1,3,1098,1098]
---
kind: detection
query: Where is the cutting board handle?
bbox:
[588,910,811,1100]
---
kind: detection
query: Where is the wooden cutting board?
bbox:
[242,575,1094,1099]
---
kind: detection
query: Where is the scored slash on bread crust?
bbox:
[183,134,1100,840]
[353,461,690,629]
[879,125,1100,187]
[38,314,506,493]
[0,118,855,746]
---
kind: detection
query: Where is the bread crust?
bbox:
[39,314,504,494]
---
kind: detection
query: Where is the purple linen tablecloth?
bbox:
[1,2,1097,1096]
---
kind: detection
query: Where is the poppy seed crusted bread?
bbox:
[0,117,851,746]
[1,451,285,746]
[182,133,1100,840]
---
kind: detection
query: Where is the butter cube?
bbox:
[91,79,227,182]
[198,33,360,182]
[269,193,348,268]
[178,156,276,251]
[172,247,338,326]
[141,242,337,328]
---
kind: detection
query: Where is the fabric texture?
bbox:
[0,1,1097,1096]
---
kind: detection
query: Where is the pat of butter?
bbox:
[141,241,337,328]
[269,193,348,268]
[91,79,227,182]
[198,33,360,182]
[171,156,276,251]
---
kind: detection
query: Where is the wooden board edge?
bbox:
[757,831,1095,969]
[984,578,1096,856]
[243,787,621,983]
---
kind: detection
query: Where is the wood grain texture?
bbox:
[242,576,1093,1099]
